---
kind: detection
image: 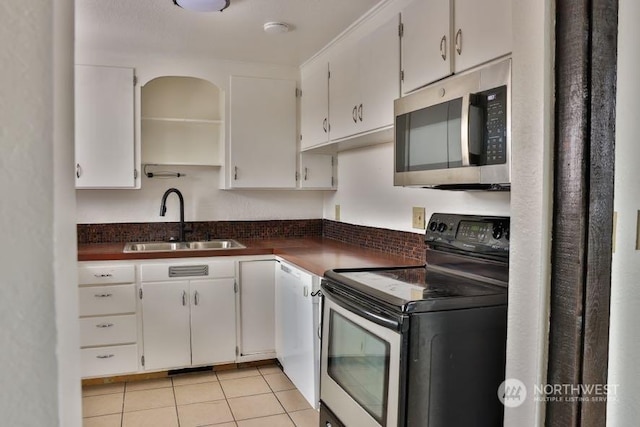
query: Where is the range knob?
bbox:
[428,221,438,232]
[492,223,504,240]
[437,223,448,233]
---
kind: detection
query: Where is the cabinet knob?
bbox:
[234,166,238,180]
[358,104,363,122]
[96,323,114,328]
[455,29,462,55]
[96,354,114,359]
[323,118,328,133]
[194,290,200,306]
[76,163,82,179]
[304,167,308,181]
[182,290,187,306]
[352,105,358,123]
[440,35,447,61]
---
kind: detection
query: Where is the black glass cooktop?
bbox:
[324,266,508,313]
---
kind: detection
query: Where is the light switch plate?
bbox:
[412,207,425,229]
[335,204,341,221]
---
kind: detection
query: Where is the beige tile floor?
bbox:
[82,365,319,427]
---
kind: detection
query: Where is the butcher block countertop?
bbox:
[78,238,424,277]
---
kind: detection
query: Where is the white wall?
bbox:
[323,143,510,233]
[0,1,79,426]
[74,49,326,224]
[77,167,324,224]
[504,0,554,425]
[608,0,640,423]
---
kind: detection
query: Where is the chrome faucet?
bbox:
[160,188,189,242]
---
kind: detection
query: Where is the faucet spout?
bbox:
[159,188,187,242]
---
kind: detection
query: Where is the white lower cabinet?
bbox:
[275,260,321,409]
[140,260,236,371]
[78,262,139,378]
[238,260,276,361]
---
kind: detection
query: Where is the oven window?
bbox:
[328,311,390,426]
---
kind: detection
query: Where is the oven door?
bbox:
[320,292,402,427]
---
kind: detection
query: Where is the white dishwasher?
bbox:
[275,260,321,409]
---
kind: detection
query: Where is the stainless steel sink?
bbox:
[123,239,245,253]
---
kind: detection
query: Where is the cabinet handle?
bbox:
[455,29,462,55]
[304,167,308,181]
[96,323,114,328]
[182,290,187,306]
[94,293,112,298]
[234,166,238,180]
[76,163,82,178]
[440,35,447,61]
[352,105,358,123]
[94,273,113,278]
[322,118,328,133]
[96,354,114,359]
[194,290,200,306]
[358,104,363,122]
[303,286,309,297]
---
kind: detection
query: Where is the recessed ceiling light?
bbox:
[263,22,290,34]
[173,0,230,12]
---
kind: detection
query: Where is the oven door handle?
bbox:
[322,282,403,332]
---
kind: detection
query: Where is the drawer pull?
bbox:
[94,273,113,278]
[94,293,113,298]
[96,354,115,359]
[96,323,114,328]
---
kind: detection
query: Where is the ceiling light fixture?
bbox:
[173,0,230,12]
[263,22,290,34]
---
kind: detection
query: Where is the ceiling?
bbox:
[75,0,381,67]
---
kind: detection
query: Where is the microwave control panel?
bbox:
[474,85,508,165]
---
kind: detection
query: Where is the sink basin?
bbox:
[123,239,245,253]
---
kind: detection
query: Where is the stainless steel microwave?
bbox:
[394,58,511,189]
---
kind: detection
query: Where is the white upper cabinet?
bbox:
[401,0,452,94]
[75,65,137,188]
[400,0,512,94]
[299,153,335,189]
[229,76,297,188]
[328,14,400,142]
[300,60,330,150]
[453,0,512,73]
[141,77,223,166]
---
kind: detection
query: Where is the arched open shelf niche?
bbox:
[141,76,224,166]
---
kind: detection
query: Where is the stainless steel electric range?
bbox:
[319,213,510,427]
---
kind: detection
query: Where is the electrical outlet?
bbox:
[412,207,425,229]
[335,204,341,221]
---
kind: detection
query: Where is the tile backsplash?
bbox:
[77,219,425,261]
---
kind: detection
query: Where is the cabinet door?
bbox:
[299,153,334,189]
[401,0,452,94]
[229,76,297,188]
[191,279,236,365]
[328,44,360,141]
[453,0,512,72]
[141,281,191,370]
[75,65,136,188]
[358,14,401,132]
[301,60,330,150]
[239,260,276,356]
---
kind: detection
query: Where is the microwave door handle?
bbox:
[460,93,471,166]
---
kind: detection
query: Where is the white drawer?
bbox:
[78,284,136,316]
[79,264,135,285]
[140,259,235,282]
[79,314,137,347]
[81,344,138,378]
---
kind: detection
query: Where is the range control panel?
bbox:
[425,213,510,256]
